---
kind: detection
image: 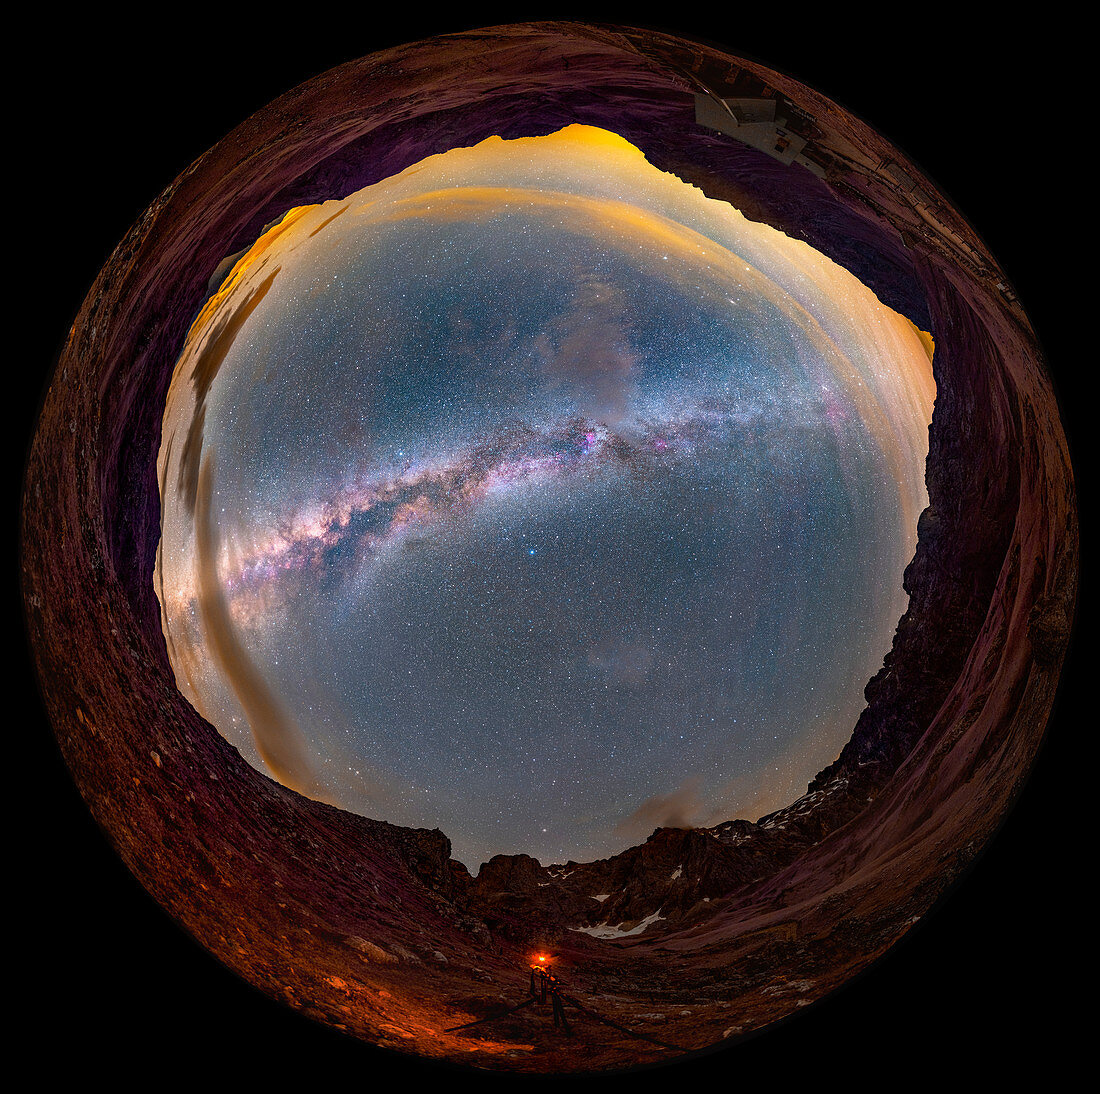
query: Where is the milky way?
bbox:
[156,125,935,869]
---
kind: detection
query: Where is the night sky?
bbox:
[156,125,934,868]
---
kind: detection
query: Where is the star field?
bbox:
[156,126,935,868]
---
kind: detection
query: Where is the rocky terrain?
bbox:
[455,767,884,944]
[20,20,1077,1077]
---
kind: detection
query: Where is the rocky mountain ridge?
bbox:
[395,763,886,944]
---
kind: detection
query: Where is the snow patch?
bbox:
[762,978,815,996]
[569,908,666,939]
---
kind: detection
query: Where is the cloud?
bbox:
[537,274,637,424]
[613,776,706,842]
[177,267,280,517]
[194,448,318,796]
[586,635,655,688]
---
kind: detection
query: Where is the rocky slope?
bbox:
[456,766,883,943]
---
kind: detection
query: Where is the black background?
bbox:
[15,10,1081,1085]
